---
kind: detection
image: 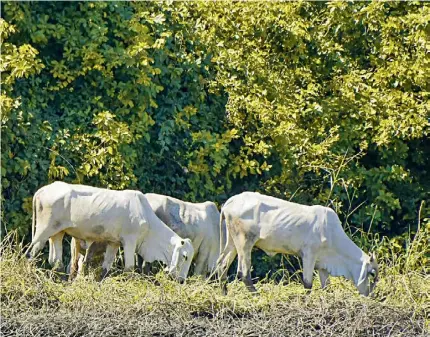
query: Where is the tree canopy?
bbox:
[1,1,429,243]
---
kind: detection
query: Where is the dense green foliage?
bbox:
[1,1,429,254]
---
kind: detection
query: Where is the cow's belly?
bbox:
[255,237,298,256]
[256,227,306,256]
[65,226,121,243]
[66,212,132,243]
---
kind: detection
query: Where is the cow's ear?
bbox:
[370,252,376,262]
[181,240,185,246]
[357,261,367,286]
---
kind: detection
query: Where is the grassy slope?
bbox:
[1,235,429,337]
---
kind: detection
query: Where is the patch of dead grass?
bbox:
[1,234,428,337]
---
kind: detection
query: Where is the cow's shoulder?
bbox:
[203,201,219,214]
[37,181,74,204]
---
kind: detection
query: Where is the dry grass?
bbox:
[1,231,429,337]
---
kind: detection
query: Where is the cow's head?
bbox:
[357,252,379,296]
[168,238,194,282]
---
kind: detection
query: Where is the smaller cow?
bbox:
[216,192,378,296]
[28,182,194,281]
[145,193,221,276]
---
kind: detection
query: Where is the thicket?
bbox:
[1,2,429,274]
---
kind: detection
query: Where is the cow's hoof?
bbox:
[52,264,65,274]
[101,268,109,280]
[68,275,77,282]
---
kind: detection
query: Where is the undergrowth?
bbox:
[0,225,429,337]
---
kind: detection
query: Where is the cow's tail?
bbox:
[219,207,226,257]
[24,191,38,257]
[32,193,37,241]
[207,206,226,280]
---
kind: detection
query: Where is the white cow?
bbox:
[216,192,378,296]
[145,193,222,276]
[28,182,194,281]
[69,193,223,278]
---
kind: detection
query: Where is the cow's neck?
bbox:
[322,252,367,284]
[339,240,370,286]
[138,217,178,267]
[319,234,368,285]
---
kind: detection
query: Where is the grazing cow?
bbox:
[28,182,194,281]
[69,193,223,279]
[145,193,222,276]
[216,192,378,296]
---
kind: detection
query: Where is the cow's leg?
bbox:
[240,253,256,292]
[236,240,257,293]
[101,243,120,279]
[48,238,55,266]
[69,237,80,281]
[318,268,330,289]
[207,248,220,279]
[136,255,152,275]
[143,261,152,275]
[236,253,243,278]
[82,240,93,263]
[82,241,107,278]
[136,254,144,274]
[301,250,317,290]
[216,233,237,295]
[86,242,107,268]
[229,223,258,293]
[49,231,65,271]
[84,241,98,275]
[77,254,85,276]
[122,237,137,273]
[76,240,92,276]
[194,250,210,277]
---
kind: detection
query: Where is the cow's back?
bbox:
[145,194,206,241]
[223,192,312,220]
[38,182,147,242]
[222,192,327,255]
[69,189,145,238]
